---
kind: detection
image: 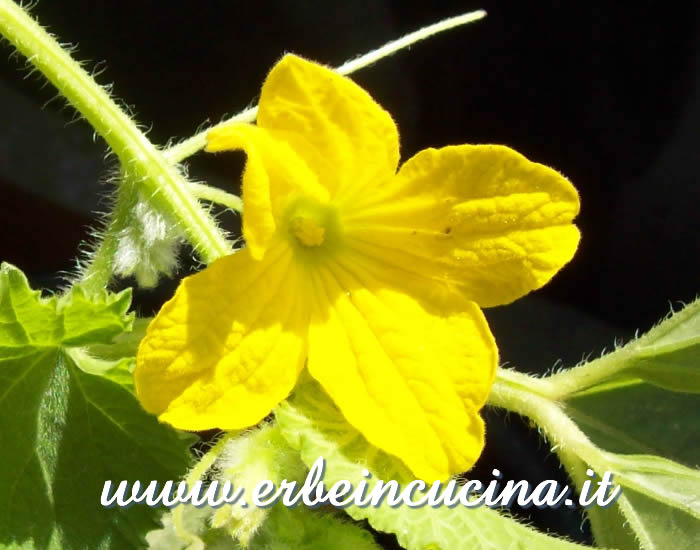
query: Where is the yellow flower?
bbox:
[134,55,580,481]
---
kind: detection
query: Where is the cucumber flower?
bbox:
[135,55,580,481]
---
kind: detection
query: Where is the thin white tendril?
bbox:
[335,10,486,75]
[163,9,486,164]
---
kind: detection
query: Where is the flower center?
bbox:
[283,195,342,262]
[290,216,325,247]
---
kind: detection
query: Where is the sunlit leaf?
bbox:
[0,263,192,549]
[606,298,700,393]
[562,298,700,549]
[567,380,699,467]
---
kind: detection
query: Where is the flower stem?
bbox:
[0,0,231,279]
[79,172,136,293]
[491,366,558,398]
[489,370,612,480]
[489,376,598,463]
[164,107,258,165]
[173,432,235,548]
[540,349,634,400]
[188,182,243,212]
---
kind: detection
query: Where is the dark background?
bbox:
[1,1,698,547]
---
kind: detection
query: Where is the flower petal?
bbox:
[207,123,328,259]
[306,260,497,481]
[134,241,309,431]
[257,54,400,199]
[343,145,580,307]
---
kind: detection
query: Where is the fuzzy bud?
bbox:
[113,195,182,288]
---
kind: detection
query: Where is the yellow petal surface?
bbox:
[257,54,400,200]
[343,145,581,307]
[306,258,497,481]
[134,241,309,431]
[207,123,328,260]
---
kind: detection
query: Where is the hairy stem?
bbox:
[79,172,136,293]
[489,370,615,492]
[0,0,231,288]
[540,349,634,400]
[173,432,235,548]
[489,376,602,465]
[188,182,243,212]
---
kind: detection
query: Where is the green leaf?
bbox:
[582,492,638,548]
[276,376,589,550]
[58,284,133,346]
[75,317,151,393]
[84,317,150,363]
[565,381,700,548]
[601,451,700,549]
[603,453,700,518]
[66,347,136,392]
[614,298,700,393]
[0,263,193,549]
[566,380,699,467]
[589,460,700,550]
[0,350,193,549]
[0,263,134,353]
[558,452,639,550]
[0,264,61,353]
[146,505,222,550]
[251,506,382,550]
[147,504,382,550]
[577,468,700,550]
[614,487,700,550]
[563,300,700,469]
